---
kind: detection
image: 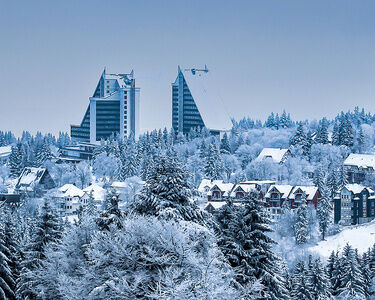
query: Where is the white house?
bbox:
[344,153,375,183]
[83,183,106,203]
[54,184,87,216]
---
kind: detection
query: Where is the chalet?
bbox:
[264,185,294,219]
[344,153,375,183]
[83,183,106,203]
[54,184,89,216]
[288,186,321,209]
[334,184,375,225]
[230,183,260,201]
[15,167,55,196]
[207,182,234,201]
[198,179,223,196]
[254,148,290,164]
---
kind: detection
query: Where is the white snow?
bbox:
[344,153,375,169]
[17,167,45,186]
[310,220,375,258]
[198,179,223,194]
[58,184,84,198]
[0,146,11,158]
[254,148,289,164]
[340,183,374,194]
[265,185,294,198]
[83,183,106,201]
[289,186,319,200]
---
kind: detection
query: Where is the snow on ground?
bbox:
[310,220,375,258]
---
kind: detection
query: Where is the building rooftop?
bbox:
[344,153,375,169]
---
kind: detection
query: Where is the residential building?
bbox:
[334,184,375,225]
[71,69,140,143]
[264,185,294,219]
[54,184,89,216]
[344,153,375,183]
[230,183,261,201]
[15,167,55,196]
[254,148,290,164]
[288,186,321,209]
[172,66,232,135]
[207,182,234,201]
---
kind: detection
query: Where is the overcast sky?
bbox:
[1,0,375,136]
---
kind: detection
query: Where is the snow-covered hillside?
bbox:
[310,220,375,258]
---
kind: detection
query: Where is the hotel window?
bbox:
[124,91,127,94]
[107,85,109,88]
[106,80,109,83]
[124,96,127,99]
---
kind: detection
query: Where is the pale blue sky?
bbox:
[1,0,375,136]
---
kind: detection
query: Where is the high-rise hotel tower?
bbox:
[172,66,232,135]
[71,69,140,143]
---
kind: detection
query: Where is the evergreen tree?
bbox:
[337,244,365,299]
[216,196,287,299]
[308,258,331,300]
[315,119,329,144]
[97,189,122,231]
[17,201,62,299]
[204,143,222,180]
[117,141,138,180]
[290,123,306,147]
[356,127,365,153]
[294,193,308,245]
[9,144,23,178]
[291,261,312,300]
[130,154,206,225]
[317,188,332,240]
[220,133,231,154]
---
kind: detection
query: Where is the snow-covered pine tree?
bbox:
[17,201,62,299]
[356,127,365,153]
[294,193,308,245]
[308,258,331,300]
[265,112,275,128]
[97,188,122,231]
[117,140,138,180]
[217,195,287,299]
[204,143,222,180]
[289,123,306,147]
[317,187,332,240]
[130,154,206,225]
[291,261,312,300]
[220,133,231,154]
[9,144,23,178]
[0,216,17,299]
[337,166,349,190]
[337,244,365,299]
[315,118,329,144]
[360,252,372,298]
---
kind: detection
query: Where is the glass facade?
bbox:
[71,106,90,142]
[95,101,120,140]
[172,75,205,134]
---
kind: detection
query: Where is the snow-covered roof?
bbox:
[265,185,294,198]
[58,184,84,198]
[178,67,233,131]
[230,183,257,197]
[205,201,226,210]
[341,184,374,195]
[289,186,319,201]
[16,167,46,188]
[198,179,223,193]
[0,146,11,158]
[111,181,127,188]
[254,148,289,164]
[83,183,106,201]
[240,180,276,185]
[344,153,375,170]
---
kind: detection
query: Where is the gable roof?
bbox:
[265,185,294,198]
[198,179,223,193]
[341,184,374,195]
[16,167,47,188]
[58,184,84,198]
[255,148,289,164]
[83,183,106,201]
[344,153,375,169]
[289,186,319,200]
[177,66,233,131]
